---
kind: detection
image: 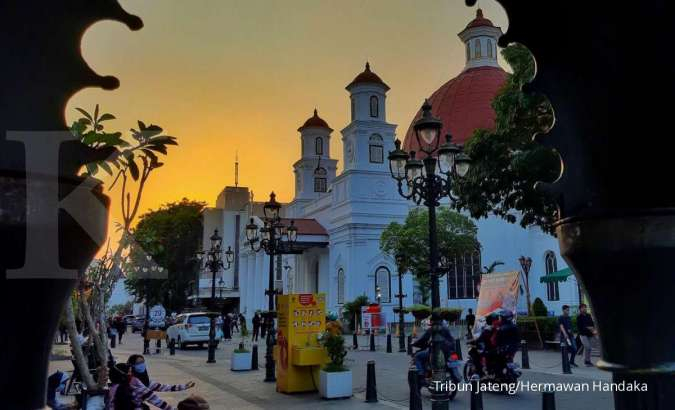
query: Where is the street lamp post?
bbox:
[395,253,407,352]
[518,256,533,315]
[388,99,471,410]
[196,229,234,364]
[246,192,298,382]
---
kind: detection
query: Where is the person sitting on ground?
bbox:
[127,354,195,392]
[109,362,195,410]
[177,395,210,410]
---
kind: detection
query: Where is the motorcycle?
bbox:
[412,349,463,400]
[463,341,521,386]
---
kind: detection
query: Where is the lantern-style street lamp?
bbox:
[388,99,471,410]
[196,229,234,363]
[245,192,298,382]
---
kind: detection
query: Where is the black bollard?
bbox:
[169,339,175,356]
[156,338,161,354]
[365,360,378,403]
[143,338,150,355]
[408,366,423,410]
[561,341,572,374]
[353,332,359,350]
[252,344,259,370]
[470,374,483,410]
[542,390,556,410]
[370,332,376,352]
[521,339,530,369]
[110,333,116,348]
[386,334,392,353]
[455,338,463,360]
[407,335,413,356]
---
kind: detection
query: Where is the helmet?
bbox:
[499,310,514,321]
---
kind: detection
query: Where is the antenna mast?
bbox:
[235,151,239,188]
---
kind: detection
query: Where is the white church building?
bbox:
[197,9,581,324]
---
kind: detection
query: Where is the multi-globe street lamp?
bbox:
[245,192,298,382]
[196,229,234,363]
[388,99,471,410]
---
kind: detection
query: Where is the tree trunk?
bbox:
[65,299,97,390]
[78,290,109,389]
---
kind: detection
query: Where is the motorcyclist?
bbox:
[468,313,496,376]
[412,312,455,385]
[495,311,520,375]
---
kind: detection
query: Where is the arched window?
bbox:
[474,39,482,58]
[545,251,559,301]
[315,137,323,155]
[447,248,481,299]
[375,266,391,303]
[337,268,345,304]
[487,39,493,58]
[369,95,379,118]
[313,167,327,193]
[369,134,384,163]
[466,43,471,61]
[351,98,355,120]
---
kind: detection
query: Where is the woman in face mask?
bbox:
[126,354,195,409]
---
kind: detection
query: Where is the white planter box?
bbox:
[319,369,352,399]
[231,351,252,371]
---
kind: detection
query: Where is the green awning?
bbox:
[540,267,573,283]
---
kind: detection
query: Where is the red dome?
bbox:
[402,66,507,153]
[298,109,332,132]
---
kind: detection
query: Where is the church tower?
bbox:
[458,8,503,71]
[292,109,337,201]
[342,62,397,172]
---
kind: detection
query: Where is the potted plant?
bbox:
[318,320,352,399]
[231,327,252,371]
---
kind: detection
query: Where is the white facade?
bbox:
[200,65,578,324]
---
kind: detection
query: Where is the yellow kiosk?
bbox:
[274,293,329,393]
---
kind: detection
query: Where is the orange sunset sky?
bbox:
[67,0,509,232]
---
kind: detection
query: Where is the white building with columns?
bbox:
[198,9,581,324]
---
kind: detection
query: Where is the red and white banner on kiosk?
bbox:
[473,271,520,334]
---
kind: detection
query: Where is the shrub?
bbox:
[408,304,431,321]
[433,307,462,324]
[319,320,348,372]
[532,298,548,316]
[234,342,249,354]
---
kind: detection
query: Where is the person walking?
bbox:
[252,312,261,342]
[115,316,127,344]
[230,312,239,333]
[558,305,578,367]
[222,313,232,342]
[238,312,247,335]
[465,308,476,339]
[58,321,68,344]
[576,303,597,366]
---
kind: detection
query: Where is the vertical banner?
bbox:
[474,271,520,333]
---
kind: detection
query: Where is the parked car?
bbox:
[123,315,136,326]
[166,312,223,349]
[131,316,145,333]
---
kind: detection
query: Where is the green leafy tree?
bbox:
[454,43,559,234]
[124,199,206,312]
[380,208,479,302]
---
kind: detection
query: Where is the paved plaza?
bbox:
[49,331,614,409]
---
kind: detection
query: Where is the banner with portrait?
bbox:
[473,271,520,335]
